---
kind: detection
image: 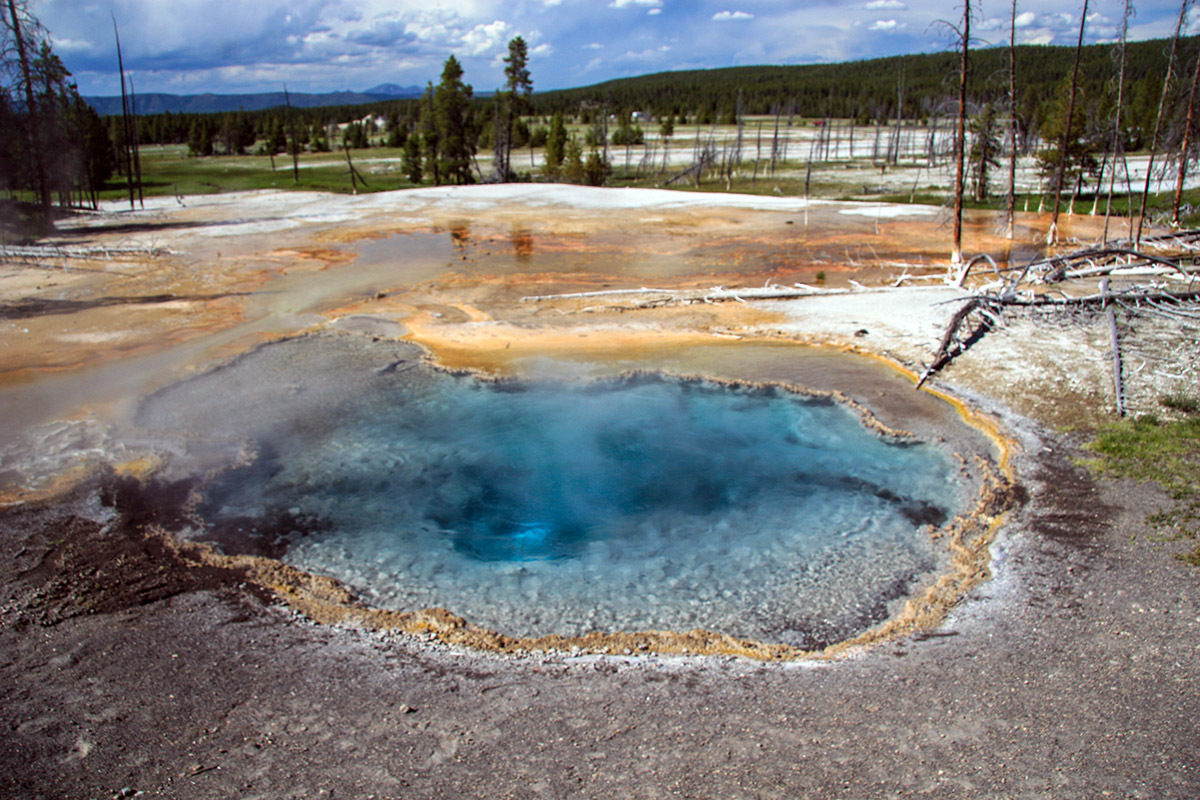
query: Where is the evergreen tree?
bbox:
[419,82,441,185]
[343,122,368,149]
[491,36,533,181]
[563,136,584,183]
[968,103,1002,201]
[544,111,567,175]
[266,117,286,154]
[1036,81,1100,198]
[402,133,423,183]
[584,148,610,186]
[187,117,213,156]
[434,55,475,185]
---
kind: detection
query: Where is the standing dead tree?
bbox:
[1047,0,1089,246]
[284,85,299,184]
[110,13,137,210]
[5,0,49,218]
[1005,0,1019,239]
[1173,44,1200,225]
[935,0,973,266]
[1103,0,1134,244]
[1136,0,1191,244]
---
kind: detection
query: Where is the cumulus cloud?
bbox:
[460,19,513,56]
[609,0,662,8]
[865,0,906,9]
[712,11,754,22]
[48,36,93,53]
[613,45,671,64]
[1014,11,1037,27]
[869,19,905,31]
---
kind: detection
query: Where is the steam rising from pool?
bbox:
[139,335,968,648]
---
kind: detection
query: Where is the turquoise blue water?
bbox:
[187,359,967,646]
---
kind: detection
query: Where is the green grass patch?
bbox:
[1082,414,1200,565]
[98,145,420,200]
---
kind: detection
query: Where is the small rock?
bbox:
[399,704,417,714]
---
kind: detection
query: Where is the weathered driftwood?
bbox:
[1102,278,1126,417]
[916,297,988,389]
[920,234,1200,408]
[0,243,172,262]
[521,283,853,306]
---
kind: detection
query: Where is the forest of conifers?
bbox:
[123,36,1197,152]
[5,0,1200,232]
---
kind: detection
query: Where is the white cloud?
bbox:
[460,19,513,56]
[648,7,662,14]
[869,19,905,31]
[713,11,754,22]
[609,0,662,7]
[865,0,906,9]
[530,43,553,58]
[1014,11,1037,28]
[614,45,671,64]
[49,36,93,53]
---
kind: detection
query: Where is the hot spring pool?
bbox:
[136,334,972,649]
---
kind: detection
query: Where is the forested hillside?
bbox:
[532,37,1194,136]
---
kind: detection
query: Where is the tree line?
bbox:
[1,0,113,232]
[8,0,1200,249]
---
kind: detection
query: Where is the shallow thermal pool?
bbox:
[136,334,970,648]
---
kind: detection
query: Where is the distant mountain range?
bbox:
[83,83,424,116]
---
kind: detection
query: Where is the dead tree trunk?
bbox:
[285,86,299,184]
[1048,0,1088,246]
[111,13,135,211]
[129,78,144,208]
[7,0,49,219]
[1006,0,1019,239]
[1103,0,1133,244]
[1136,0,1189,244]
[1173,46,1200,225]
[951,0,971,266]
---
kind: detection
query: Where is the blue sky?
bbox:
[34,0,1197,97]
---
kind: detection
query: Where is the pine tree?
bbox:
[544,112,567,176]
[584,148,610,186]
[403,134,423,183]
[419,82,441,185]
[187,117,213,156]
[494,36,532,181]
[563,136,584,183]
[1035,81,1100,197]
[968,104,1002,201]
[434,56,475,184]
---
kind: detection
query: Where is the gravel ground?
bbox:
[2,411,1197,800]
